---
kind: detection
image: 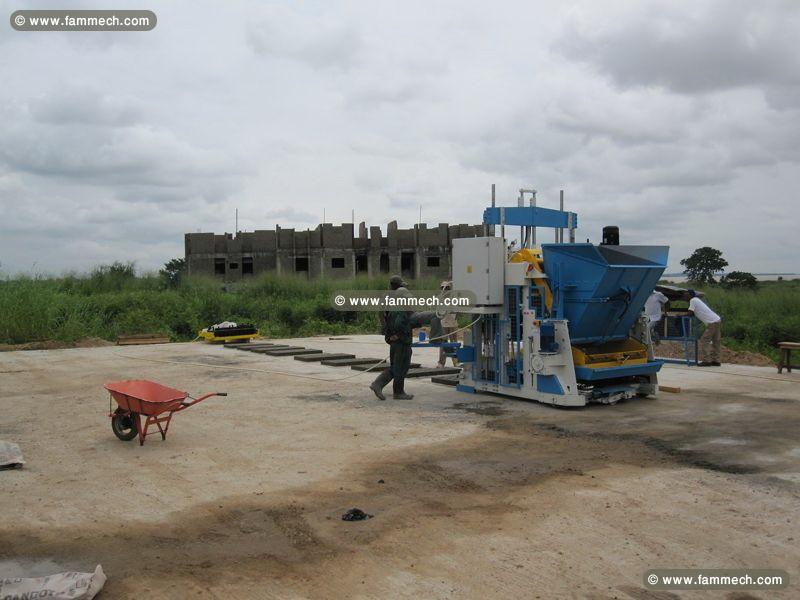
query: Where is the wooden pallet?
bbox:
[117,334,170,346]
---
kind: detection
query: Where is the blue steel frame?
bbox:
[483,206,577,229]
[501,285,523,389]
[656,315,700,366]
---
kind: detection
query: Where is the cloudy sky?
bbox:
[1,0,798,275]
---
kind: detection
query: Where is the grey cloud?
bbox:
[29,88,143,126]
[555,1,800,97]
[346,81,434,109]
[247,9,362,70]
[0,92,247,197]
[1,1,799,275]
[263,207,317,224]
[387,194,420,209]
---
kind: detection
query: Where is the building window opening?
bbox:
[242,256,254,275]
[295,257,309,272]
[426,256,440,268]
[355,255,368,273]
[401,252,414,278]
[214,258,225,275]
[331,257,345,269]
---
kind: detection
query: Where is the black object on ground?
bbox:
[321,357,383,367]
[405,367,461,378]
[342,508,373,521]
[431,375,459,386]
[267,348,322,356]
[351,362,419,371]
[294,352,356,362]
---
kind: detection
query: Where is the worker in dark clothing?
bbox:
[370,275,415,401]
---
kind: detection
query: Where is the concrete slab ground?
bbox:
[1,334,799,599]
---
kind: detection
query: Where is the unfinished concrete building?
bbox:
[184,221,492,281]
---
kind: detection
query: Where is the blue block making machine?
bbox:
[451,189,669,406]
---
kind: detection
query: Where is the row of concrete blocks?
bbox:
[224,341,461,380]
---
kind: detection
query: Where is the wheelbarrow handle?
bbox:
[179,392,227,408]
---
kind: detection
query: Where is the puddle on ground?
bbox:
[707,437,749,446]
[291,393,344,403]
[168,355,243,367]
[448,401,507,416]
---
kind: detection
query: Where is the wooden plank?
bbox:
[659,385,681,393]
[350,362,419,371]
[258,347,307,355]
[117,337,170,346]
[226,342,280,350]
[237,345,292,353]
[266,348,323,357]
[405,367,461,378]
[294,353,356,362]
[321,357,383,367]
[431,375,459,386]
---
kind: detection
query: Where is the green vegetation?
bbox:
[1,263,798,363]
[668,279,800,362]
[701,280,800,360]
[0,263,441,345]
[680,246,729,284]
[720,270,759,290]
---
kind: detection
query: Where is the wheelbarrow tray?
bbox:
[105,379,188,416]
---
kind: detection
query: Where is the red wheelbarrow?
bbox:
[105,380,226,446]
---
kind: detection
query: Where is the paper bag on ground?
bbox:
[0,564,106,599]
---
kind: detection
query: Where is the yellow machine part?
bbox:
[509,248,553,312]
[198,330,260,344]
[572,338,648,368]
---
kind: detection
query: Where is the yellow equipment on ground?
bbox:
[198,322,259,344]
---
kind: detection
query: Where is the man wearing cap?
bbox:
[686,289,722,366]
[370,275,415,401]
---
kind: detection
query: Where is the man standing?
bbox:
[686,290,722,366]
[370,275,415,401]
[644,289,669,343]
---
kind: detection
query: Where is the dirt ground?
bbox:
[1,335,798,599]
[655,340,776,367]
[0,336,113,352]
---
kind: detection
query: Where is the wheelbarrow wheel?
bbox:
[111,409,139,441]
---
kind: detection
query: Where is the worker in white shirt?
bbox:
[644,290,669,343]
[686,289,722,366]
[437,281,460,368]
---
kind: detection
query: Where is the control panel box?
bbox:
[452,237,505,305]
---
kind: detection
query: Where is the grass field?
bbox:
[0,267,442,345]
[691,280,800,361]
[1,266,798,361]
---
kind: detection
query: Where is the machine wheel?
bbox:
[111,409,139,441]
